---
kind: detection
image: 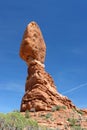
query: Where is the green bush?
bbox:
[56,105,61,111]
[51,105,66,112]
[51,106,57,112]
[25,109,30,118]
[61,105,66,109]
[45,113,52,119]
[71,125,87,130]
[77,110,84,115]
[0,112,38,129]
[67,117,87,130]
[67,118,77,126]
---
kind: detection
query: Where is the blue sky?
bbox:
[0,0,87,113]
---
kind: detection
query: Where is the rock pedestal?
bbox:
[20,21,76,112]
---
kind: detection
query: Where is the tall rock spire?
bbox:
[19,21,76,112]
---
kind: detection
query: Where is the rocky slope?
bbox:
[19,21,76,112]
[23,109,87,129]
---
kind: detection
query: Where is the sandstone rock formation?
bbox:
[20,21,46,64]
[20,21,76,112]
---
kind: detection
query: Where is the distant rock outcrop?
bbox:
[20,21,76,112]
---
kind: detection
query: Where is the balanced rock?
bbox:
[20,21,76,112]
[20,22,46,64]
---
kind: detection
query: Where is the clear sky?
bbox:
[0,0,87,113]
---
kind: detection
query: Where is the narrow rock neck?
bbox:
[27,59,45,68]
[25,60,45,92]
[27,60,45,76]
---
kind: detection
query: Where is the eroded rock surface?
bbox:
[20,21,76,112]
[20,21,46,64]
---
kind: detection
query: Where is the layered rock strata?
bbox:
[20,21,76,112]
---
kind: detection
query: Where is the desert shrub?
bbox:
[51,105,66,112]
[77,110,84,115]
[25,109,30,118]
[51,106,57,112]
[56,105,61,111]
[71,125,87,130]
[61,105,66,109]
[0,112,38,130]
[51,105,60,112]
[72,108,76,112]
[67,117,87,130]
[67,118,77,126]
[45,113,52,119]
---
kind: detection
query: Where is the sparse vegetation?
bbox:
[45,113,52,119]
[67,117,87,130]
[51,105,66,112]
[55,105,61,111]
[67,118,77,126]
[77,110,84,115]
[61,105,66,109]
[71,126,87,130]
[25,109,30,118]
[0,110,87,130]
[0,111,38,130]
[51,106,57,112]
[72,108,77,112]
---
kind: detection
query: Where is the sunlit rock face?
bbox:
[20,21,76,112]
[20,21,46,65]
